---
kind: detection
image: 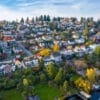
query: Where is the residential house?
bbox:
[27,95,40,100]
[75,38,85,44]
[0,64,16,75]
[89,44,100,53]
[3,48,12,55]
[3,31,15,42]
[23,57,39,68]
[13,47,23,54]
[50,52,62,63]
[68,40,75,45]
[0,41,7,48]
[43,56,54,66]
[95,33,100,43]
[74,47,85,57]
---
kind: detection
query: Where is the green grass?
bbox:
[35,84,61,100]
[2,89,23,100]
[1,84,61,100]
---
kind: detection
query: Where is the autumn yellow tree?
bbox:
[53,43,60,52]
[75,77,84,89]
[75,77,91,93]
[39,48,51,56]
[86,68,97,83]
[23,78,29,86]
[83,81,91,93]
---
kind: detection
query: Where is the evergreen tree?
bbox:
[40,73,46,83]
[53,17,57,21]
[57,17,60,21]
[20,17,24,24]
[47,15,50,21]
[94,46,100,59]
[32,17,34,23]
[80,17,84,24]
[36,16,39,22]
[26,17,29,24]
[46,63,56,79]
[54,68,63,85]
[39,15,43,21]
[63,80,68,92]
[83,22,89,39]
[44,15,47,21]
[39,58,44,70]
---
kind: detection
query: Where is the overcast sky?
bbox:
[0,0,100,21]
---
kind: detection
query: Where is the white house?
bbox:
[75,38,85,44]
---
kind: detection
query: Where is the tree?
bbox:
[32,17,34,23]
[54,68,63,85]
[94,46,100,57]
[46,63,56,79]
[22,68,33,75]
[75,77,91,93]
[26,17,29,24]
[20,17,24,24]
[39,58,44,69]
[22,86,35,97]
[47,15,50,21]
[53,43,60,52]
[27,75,36,85]
[89,17,94,26]
[0,94,2,100]
[44,15,47,21]
[39,15,43,21]
[62,80,68,92]
[39,48,51,56]
[40,73,47,83]
[8,79,16,88]
[23,78,29,86]
[0,46,3,53]
[80,17,84,24]
[36,16,39,22]
[66,29,71,37]
[83,22,89,39]
[57,17,60,21]
[86,68,97,83]
[84,81,91,93]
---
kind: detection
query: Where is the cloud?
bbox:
[0,0,100,21]
[0,5,28,21]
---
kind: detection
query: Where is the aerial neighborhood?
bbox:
[0,16,100,100]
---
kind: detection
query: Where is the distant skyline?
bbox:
[0,0,100,21]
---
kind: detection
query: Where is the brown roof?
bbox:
[74,60,88,69]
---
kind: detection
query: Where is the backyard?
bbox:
[1,84,61,100]
[35,84,61,100]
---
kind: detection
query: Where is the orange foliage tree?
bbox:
[53,43,60,52]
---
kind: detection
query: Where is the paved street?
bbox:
[16,41,33,57]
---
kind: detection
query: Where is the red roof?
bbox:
[35,53,41,57]
[3,37,14,42]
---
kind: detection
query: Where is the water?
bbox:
[90,91,100,100]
